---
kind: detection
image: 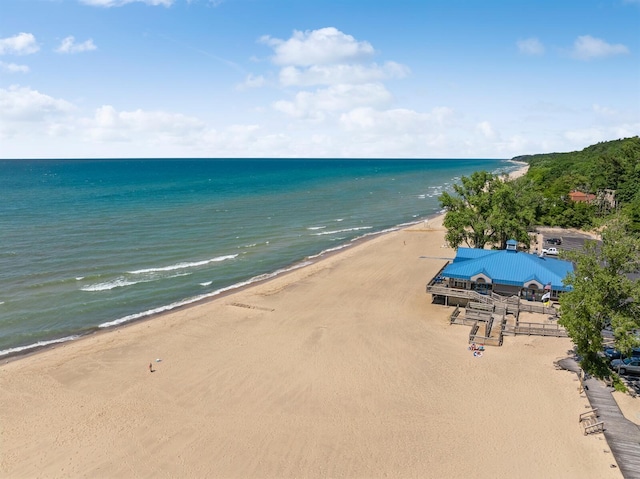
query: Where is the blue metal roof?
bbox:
[441,248,574,291]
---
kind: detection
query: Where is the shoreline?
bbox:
[1,163,529,363]
[0,213,445,364]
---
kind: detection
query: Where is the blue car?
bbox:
[604,347,622,360]
[605,346,640,363]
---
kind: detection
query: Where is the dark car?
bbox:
[605,347,640,363]
[604,346,622,361]
[611,357,640,375]
[546,237,562,245]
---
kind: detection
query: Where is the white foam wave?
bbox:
[75,276,84,281]
[81,272,192,292]
[81,278,138,292]
[352,226,400,241]
[129,254,238,274]
[98,261,314,329]
[200,281,212,286]
[307,244,352,259]
[0,335,80,358]
[307,226,326,230]
[313,226,372,236]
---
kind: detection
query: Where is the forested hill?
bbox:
[510,136,640,231]
[512,136,640,173]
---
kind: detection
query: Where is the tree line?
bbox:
[438,136,640,379]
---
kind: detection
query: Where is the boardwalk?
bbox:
[559,358,640,479]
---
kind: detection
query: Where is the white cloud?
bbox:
[86,105,205,142]
[0,33,39,56]
[261,27,375,66]
[333,107,459,158]
[80,0,174,6]
[256,27,411,123]
[517,37,544,56]
[571,35,629,60]
[0,61,29,73]
[593,104,618,118]
[236,73,266,90]
[0,85,209,149]
[340,106,454,133]
[273,83,393,119]
[0,85,75,122]
[477,121,497,139]
[56,36,97,54]
[564,127,613,145]
[279,61,409,87]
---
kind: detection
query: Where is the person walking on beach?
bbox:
[149,362,153,373]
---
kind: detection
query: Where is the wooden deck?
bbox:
[559,358,640,478]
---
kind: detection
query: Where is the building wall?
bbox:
[492,284,520,296]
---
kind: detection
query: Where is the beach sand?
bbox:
[0,210,623,478]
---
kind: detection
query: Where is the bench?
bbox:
[579,409,604,435]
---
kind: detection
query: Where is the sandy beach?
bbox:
[0,201,624,478]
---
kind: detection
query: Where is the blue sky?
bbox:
[1,0,638,159]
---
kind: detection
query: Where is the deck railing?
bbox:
[518,302,559,316]
[427,285,521,313]
[504,321,568,337]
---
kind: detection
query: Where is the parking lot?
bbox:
[533,227,601,256]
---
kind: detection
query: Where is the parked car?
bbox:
[605,347,640,362]
[542,247,559,256]
[546,237,562,245]
[603,346,622,361]
[611,357,640,375]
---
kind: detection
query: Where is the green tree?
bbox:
[559,216,640,375]
[439,171,495,249]
[439,171,533,249]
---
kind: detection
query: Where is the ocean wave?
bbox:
[200,281,212,286]
[307,244,352,259]
[81,278,139,292]
[0,335,80,358]
[128,254,238,274]
[98,261,314,329]
[307,226,326,230]
[353,226,400,241]
[81,272,192,292]
[312,226,373,236]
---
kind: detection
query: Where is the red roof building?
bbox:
[568,191,596,203]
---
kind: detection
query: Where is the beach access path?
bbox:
[559,357,640,478]
[585,377,640,478]
[0,214,624,478]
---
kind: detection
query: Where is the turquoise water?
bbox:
[0,159,516,357]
